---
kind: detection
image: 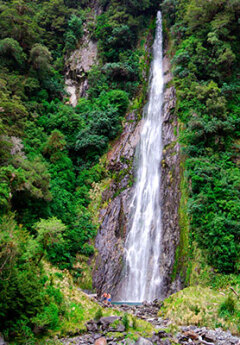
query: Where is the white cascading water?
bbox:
[123,11,164,302]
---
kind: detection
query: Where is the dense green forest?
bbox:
[163,0,240,273]
[1,0,240,343]
[0,0,158,342]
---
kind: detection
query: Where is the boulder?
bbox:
[203,330,216,343]
[86,320,99,332]
[100,316,120,326]
[183,331,199,340]
[95,337,107,345]
[157,331,169,338]
[135,337,153,345]
[108,323,125,332]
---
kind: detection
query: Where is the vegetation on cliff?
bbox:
[162,0,240,274]
[160,0,240,333]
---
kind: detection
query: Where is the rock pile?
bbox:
[177,326,240,345]
[86,316,125,333]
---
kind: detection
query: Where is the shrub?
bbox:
[94,308,103,321]
[219,296,236,318]
[122,313,129,331]
[132,316,138,330]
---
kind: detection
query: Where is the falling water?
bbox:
[123,11,164,302]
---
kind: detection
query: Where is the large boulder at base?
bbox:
[108,322,125,332]
[100,316,121,329]
[135,337,153,345]
[86,320,99,332]
[94,337,107,345]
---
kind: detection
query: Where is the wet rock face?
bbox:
[93,111,142,297]
[160,83,182,296]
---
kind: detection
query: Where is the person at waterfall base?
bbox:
[107,293,112,305]
[101,292,108,304]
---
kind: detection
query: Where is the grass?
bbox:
[72,254,94,290]
[159,285,240,335]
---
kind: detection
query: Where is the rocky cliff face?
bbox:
[65,38,97,106]
[65,7,100,106]
[93,111,143,296]
[93,52,182,299]
[160,56,182,296]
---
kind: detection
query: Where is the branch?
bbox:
[230,286,239,298]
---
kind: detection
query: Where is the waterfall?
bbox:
[123,11,164,302]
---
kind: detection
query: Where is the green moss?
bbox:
[171,158,190,284]
[164,140,177,151]
[110,319,121,329]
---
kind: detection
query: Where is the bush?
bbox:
[122,313,129,331]
[219,296,236,318]
[94,308,103,321]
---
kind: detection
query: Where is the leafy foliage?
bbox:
[166,0,240,273]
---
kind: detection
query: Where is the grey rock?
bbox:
[135,337,153,345]
[108,324,125,332]
[100,316,125,332]
[100,316,120,326]
[94,337,107,345]
[86,320,98,332]
[203,330,216,342]
[65,34,97,106]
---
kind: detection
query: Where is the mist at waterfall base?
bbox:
[120,12,164,303]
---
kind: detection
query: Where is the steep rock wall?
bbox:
[65,6,100,106]
[65,38,97,106]
[160,56,182,296]
[93,111,143,296]
[93,53,182,299]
